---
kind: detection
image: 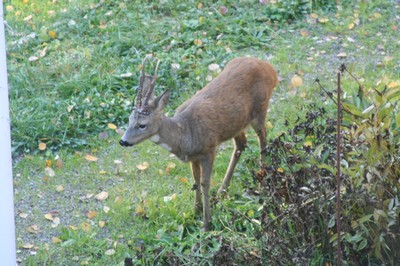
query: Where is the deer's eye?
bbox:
[138,124,147,130]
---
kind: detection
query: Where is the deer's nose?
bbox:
[119,139,133,147]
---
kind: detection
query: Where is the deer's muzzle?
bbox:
[119,139,133,147]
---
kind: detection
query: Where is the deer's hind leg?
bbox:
[217,132,247,194]
[251,112,268,164]
[190,160,202,215]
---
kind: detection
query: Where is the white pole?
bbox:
[0,3,17,266]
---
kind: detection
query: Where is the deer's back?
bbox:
[175,57,277,148]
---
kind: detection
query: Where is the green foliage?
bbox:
[257,72,400,264]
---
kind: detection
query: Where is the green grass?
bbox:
[5,0,400,264]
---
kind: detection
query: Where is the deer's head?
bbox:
[119,56,170,147]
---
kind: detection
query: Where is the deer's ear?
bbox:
[155,90,170,111]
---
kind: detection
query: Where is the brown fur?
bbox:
[120,57,278,230]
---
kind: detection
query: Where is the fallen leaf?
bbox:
[348,23,355,30]
[105,249,115,256]
[99,221,106,228]
[28,224,39,234]
[135,204,145,215]
[44,213,54,221]
[23,15,33,21]
[85,154,98,162]
[52,237,62,244]
[38,142,46,151]
[300,30,310,37]
[337,52,347,58]
[19,212,28,219]
[45,167,55,177]
[304,141,313,147]
[388,81,399,88]
[193,39,203,46]
[103,206,110,213]
[197,2,203,9]
[95,191,109,201]
[87,211,97,219]
[22,243,34,249]
[51,217,60,228]
[99,131,108,140]
[28,56,39,62]
[208,63,221,72]
[290,75,303,87]
[56,185,64,192]
[178,177,188,184]
[81,222,92,232]
[107,123,117,130]
[136,162,149,170]
[219,6,228,15]
[48,30,57,39]
[277,168,284,173]
[166,162,176,174]
[266,121,273,129]
[318,18,329,23]
[55,158,64,168]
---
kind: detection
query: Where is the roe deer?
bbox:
[120,55,278,230]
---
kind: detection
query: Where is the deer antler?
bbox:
[136,55,152,109]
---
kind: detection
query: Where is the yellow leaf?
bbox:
[107,123,117,130]
[23,0,29,3]
[99,170,107,174]
[388,81,399,88]
[193,39,203,46]
[178,177,188,184]
[99,221,106,228]
[166,162,176,173]
[22,243,34,249]
[135,204,145,215]
[45,159,52,167]
[304,141,313,147]
[87,211,97,219]
[318,18,329,23]
[56,158,64,168]
[6,5,14,12]
[310,13,318,19]
[81,222,91,232]
[136,162,149,170]
[85,154,98,162]
[45,167,55,177]
[56,185,64,192]
[348,23,355,30]
[373,12,382,18]
[28,224,39,234]
[266,121,273,129]
[44,213,54,221]
[95,191,109,201]
[48,30,57,39]
[103,206,110,213]
[38,142,47,151]
[67,225,78,230]
[19,212,28,219]
[247,210,254,217]
[197,2,203,9]
[52,236,62,244]
[105,249,115,256]
[290,75,303,87]
[277,168,284,173]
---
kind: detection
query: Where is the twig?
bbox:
[336,71,342,266]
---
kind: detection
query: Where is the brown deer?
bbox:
[120,55,278,230]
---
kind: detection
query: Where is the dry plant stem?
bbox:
[336,71,342,265]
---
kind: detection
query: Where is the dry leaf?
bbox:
[300,30,310,37]
[135,204,145,215]
[105,249,115,256]
[136,162,149,170]
[22,243,34,249]
[197,2,203,9]
[85,154,98,162]
[348,23,355,30]
[318,18,329,23]
[87,211,97,219]
[52,236,62,244]
[19,212,28,219]
[219,6,228,15]
[103,206,110,213]
[48,30,57,39]
[51,217,60,228]
[178,177,188,184]
[45,167,55,177]
[55,158,64,168]
[266,121,273,129]
[23,15,33,21]
[337,52,347,58]
[166,162,176,174]
[56,185,64,192]
[28,224,39,234]
[28,56,39,62]
[290,75,303,87]
[44,213,54,221]
[193,39,203,46]
[99,221,106,228]
[95,191,109,201]
[107,123,117,130]
[388,81,399,88]
[81,222,91,232]
[277,168,284,173]
[208,63,221,72]
[38,142,46,151]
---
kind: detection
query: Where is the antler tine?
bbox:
[142,58,161,107]
[136,55,152,108]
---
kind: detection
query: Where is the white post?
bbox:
[0,3,17,266]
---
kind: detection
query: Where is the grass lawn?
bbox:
[5,0,400,264]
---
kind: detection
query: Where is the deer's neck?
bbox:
[150,115,193,162]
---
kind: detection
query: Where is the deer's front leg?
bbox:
[190,160,202,215]
[200,154,214,231]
